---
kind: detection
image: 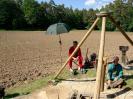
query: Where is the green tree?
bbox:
[22,0,40,27]
[102,0,133,31]
[14,0,23,7]
[0,0,25,29]
[0,0,132,31]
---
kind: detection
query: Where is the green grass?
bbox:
[58,68,96,79]
[0,29,6,31]
[5,75,54,98]
[126,79,133,88]
[124,70,133,88]
[85,68,96,77]
[5,68,133,98]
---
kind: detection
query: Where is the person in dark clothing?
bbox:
[90,53,97,68]
[83,53,97,69]
[0,85,5,99]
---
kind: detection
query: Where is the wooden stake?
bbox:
[94,17,106,99]
[54,17,100,79]
[109,15,133,46]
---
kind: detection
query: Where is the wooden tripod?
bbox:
[54,11,133,99]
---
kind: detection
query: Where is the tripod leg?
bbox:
[94,17,106,99]
[108,15,133,46]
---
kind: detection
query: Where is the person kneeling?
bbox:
[107,56,124,89]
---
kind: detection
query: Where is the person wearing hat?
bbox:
[107,56,123,88]
[68,41,83,72]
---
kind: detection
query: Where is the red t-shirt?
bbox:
[69,46,82,58]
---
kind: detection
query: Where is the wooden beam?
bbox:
[94,17,106,99]
[54,17,100,79]
[109,15,133,46]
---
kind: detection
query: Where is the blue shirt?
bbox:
[107,63,123,80]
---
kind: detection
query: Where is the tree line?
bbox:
[0,0,133,31]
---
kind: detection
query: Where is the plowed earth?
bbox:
[0,30,133,88]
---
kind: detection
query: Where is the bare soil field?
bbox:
[0,30,133,88]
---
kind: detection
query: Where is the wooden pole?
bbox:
[58,34,63,66]
[100,57,108,92]
[94,17,106,99]
[54,17,100,79]
[109,15,133,46]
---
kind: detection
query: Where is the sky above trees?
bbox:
[37,0,115,9]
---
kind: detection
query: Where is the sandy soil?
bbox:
[0,30,133,88]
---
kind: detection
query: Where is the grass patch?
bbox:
[124,70,133,88]
[58,68,96,80]
[85,68,96,77]
[126,79,133,88]
[5,75,54,98]
[0,29,6,31]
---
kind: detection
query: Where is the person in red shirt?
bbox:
[68,41,83,72]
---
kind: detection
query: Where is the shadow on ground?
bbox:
[124,75,133,80]
[107,87,132,98]
[4,92,29,99]
[4,93,20,99]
